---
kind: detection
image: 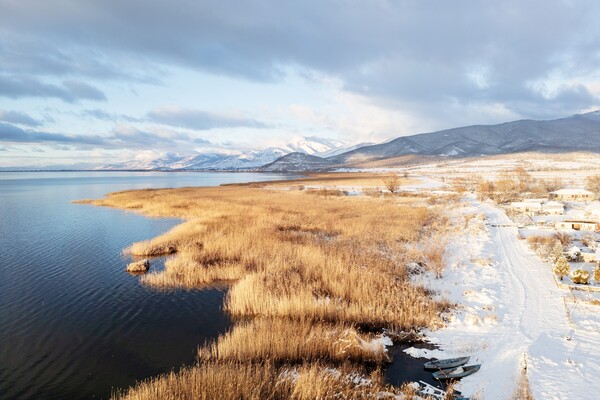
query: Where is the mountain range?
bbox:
[98,136,368,171]
[5,111,600,171]
[261,110,600,171]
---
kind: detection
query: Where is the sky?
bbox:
[1,0,600,168]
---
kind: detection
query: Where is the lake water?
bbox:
[0,171,291,400]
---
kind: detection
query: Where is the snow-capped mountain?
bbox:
[285,137,346,156]
[101,136,352,170]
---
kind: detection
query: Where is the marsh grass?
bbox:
[199,318,390,364]
[80,177,448,399]
[112,361,407,400]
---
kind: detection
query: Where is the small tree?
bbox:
[493,174,520,203]
[383,173,401,194]
[514,166,533,192]
[549,241,564,263]
[553,256,571,281]
[586,175,600,199]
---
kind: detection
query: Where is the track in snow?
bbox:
[471,198,600,400]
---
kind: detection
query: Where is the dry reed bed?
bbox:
[112,361,414,400]
[198,318,390,364]
[79,181,447,399]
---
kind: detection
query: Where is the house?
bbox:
[581,251,598,263]
[555,220,599,231]
[510,199,564,215]
[510,201,542,213]
[549,189,595,202]
[541,201,565,215]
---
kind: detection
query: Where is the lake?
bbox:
[0,171,292,400]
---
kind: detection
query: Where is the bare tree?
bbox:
[586,175,600,199]
[383,173,401,193]
[514,166,532,192]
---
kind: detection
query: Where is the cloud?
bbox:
[0,110,42,127]
[0,75,107,102]
[0,121,211,150]
[147,106,267,130]
[82,108,140,122]
[0,122,108,145]
[62,80,107,101]
[1,0,600,151]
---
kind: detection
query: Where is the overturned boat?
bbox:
[432,364,481,380]
[424,356,470,371]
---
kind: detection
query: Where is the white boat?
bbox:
[411,381,470,400]
[424,356,470,370]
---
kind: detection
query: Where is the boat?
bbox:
[424,356,470,370]
[432,364,481,380]
[411,381,470,400]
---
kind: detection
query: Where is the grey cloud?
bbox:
[0,121,212,150]
[0,110,41,127]
[147,107,267,130]
[0,122,108,145]
[82,109,140,122]
[63,80,107,101]
[1,1,600,122]
[0,75,107,102]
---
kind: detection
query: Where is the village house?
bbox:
[542,201,565,215]
[510,201,542,214]
[549,189,595,202]
[555,220,599,231]
[581,251,598,263]
[510,199,564,215]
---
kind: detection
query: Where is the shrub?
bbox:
[582,234,598,250]
[382,174,400,193]
[554,232,572,247]
[528,235,563,262]
[594,265,600,282]
[571,269,590,285]
[553,256,571,281]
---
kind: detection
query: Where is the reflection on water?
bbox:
[0,171,291,400]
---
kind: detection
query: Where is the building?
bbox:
[510,201,542,213]
[510,199,564,215]
[541,201,565,215]
[549,189,595,202]
[581,251,598,263]
[555,220,598,231]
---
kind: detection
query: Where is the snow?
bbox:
[414,192,600,399]
[550,188,594,195]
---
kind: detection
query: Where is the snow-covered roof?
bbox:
[543,201,564,208]
[523,198,546,203]
[511,201,542,208]
[550,188,594,195]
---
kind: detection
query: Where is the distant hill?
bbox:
[259,152,334,172]
[327,111,600,166]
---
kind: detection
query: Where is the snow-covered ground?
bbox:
[412,194,600,399]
